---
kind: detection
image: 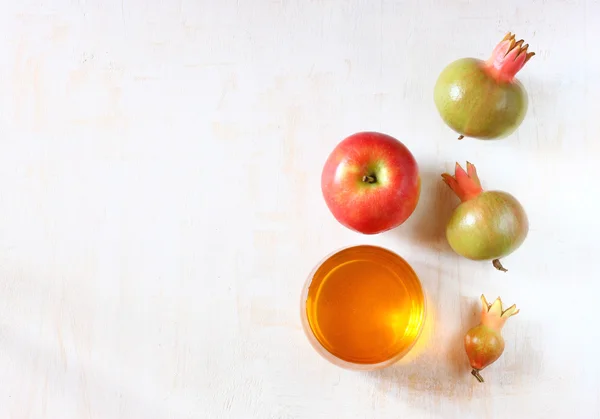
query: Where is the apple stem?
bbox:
[362,175,377,184]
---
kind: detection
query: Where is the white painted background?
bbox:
[1,1,599,418]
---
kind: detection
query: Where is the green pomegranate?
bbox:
[442,162,529,272]
[434,33,535,140]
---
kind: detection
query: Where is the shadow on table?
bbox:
[390,164,458,255]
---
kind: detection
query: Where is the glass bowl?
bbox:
[300,245,426,371]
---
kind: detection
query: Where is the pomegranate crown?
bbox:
[441,161,483,202]
[486,32,535,82]
[480,294,519,331]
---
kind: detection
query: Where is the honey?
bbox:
[304,245,425,365]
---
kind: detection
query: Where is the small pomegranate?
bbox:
[465,295,519,383]
[442,162,528,272]
[434,32,535,140]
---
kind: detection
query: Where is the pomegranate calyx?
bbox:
[485,32,535,82]
[480,294,519,331]
[441,161,483,202]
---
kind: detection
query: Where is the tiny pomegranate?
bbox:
[442,162,528,272]
[434,32,535,140]
[465,295,519,383]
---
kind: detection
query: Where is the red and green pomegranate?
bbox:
[465,295,519,383]
[434,32,535,140]
[442,162,528,272]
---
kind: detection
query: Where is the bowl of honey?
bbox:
[300,245,426,370]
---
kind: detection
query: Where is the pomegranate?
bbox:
[434,32,535,140]
[465,295,519,383]
[442,162,528,272]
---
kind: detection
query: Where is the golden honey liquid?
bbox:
[305,245,425,365]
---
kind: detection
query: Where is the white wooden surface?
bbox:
[1,1,599,418]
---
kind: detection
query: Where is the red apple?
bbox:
[321,131,420,234]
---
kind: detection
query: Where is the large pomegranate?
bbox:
[434,32,535,140]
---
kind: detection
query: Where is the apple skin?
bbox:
[321,131,420,235]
